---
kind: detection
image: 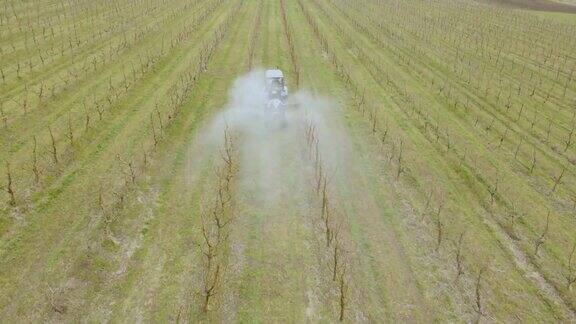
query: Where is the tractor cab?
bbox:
[264,69,288,126]
[265,69,288,102]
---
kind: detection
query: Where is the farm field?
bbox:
[1,0,576,322]
[487,0,576,13]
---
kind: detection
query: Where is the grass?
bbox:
[534,10,576,22]
[1,0,576,321]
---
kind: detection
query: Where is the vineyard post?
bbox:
[530,146,536,173]
[455,231,465,280]
[534,211,549,256]
[396,139,404,180]
[332,235,340,281]
[566,241,576,290]
[474,267,486,320]
[550,166,565,195]
[435,201,444,252]
[5,160,16,206]
[48,126,58,164]
[339,268,347,321]
[545,119,552,142]
[509,201,521,240]
[84,101,90,129]
[67,113,74,146]
[489,176,499,205]
[514,136,523,159]
[0,102,7,128]
[32,136,40,184]
[151,114,158,147]
[565,125,574,152]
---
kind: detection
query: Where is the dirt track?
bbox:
[480,0,576,13]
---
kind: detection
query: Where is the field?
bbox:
[487,0,576,12]
[2,0,576,322]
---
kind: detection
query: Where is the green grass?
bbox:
[533,10,576,22]
[1,0,576,321]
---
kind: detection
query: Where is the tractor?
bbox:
[265,69,288,113]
